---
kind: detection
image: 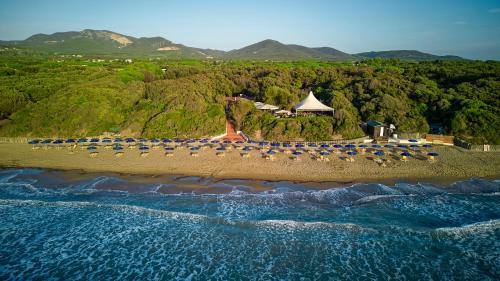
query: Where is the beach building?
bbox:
[366,120,393,139]
[294,91,334,116]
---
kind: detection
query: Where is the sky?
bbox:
[0,0,499,59]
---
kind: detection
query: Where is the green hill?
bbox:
[225,39,353,61]
[5,29,217,59]
[355,50,465,61]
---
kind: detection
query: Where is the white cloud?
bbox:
[488,8,500,13]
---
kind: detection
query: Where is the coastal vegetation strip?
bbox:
[0,56,498,144]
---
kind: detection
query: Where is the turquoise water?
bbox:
[0,169,499,280]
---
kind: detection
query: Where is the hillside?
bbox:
[356,50,465,61]
[6,29,216,59]
[0,58,498,143]
[0,29,467,61]
[225,39,353,61]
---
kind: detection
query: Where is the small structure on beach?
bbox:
[294,91,334,116]
[366,120,393,139]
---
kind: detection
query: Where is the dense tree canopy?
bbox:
[0,55,498,143]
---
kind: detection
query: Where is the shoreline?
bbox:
[0,143,499,189]
[1,164,497,188]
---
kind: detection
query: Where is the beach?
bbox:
[0,142,498,186]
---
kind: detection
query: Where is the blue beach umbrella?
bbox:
[409,139,418,143]
[397,144,408,149]
[427,152,439,157]
[320,143,329,148]
[139,146,150,150]
[371,144,381,148]
[216,147,226,151]
[347,151,357,156]
[200,139,208,143]
[292,151,302,155]
[113,146,123,151]
[138,139,147,143]
[295,143,305,148]
[65,139,75,143]
[266,150,277,155]
[150,139,160,143]
[87,146,97,151]
[423,144,432,148]
[114,138,123,143]
[320,151,330,156]
[164,147,174,151]
[271,142,280,147]
[283,143,292,148]
[223,140,232,144]
[243,146,252,151]
[345,144,356,149]
[77,138,87,143]
[235,140,244,144]
[190,147,200,151]
[90,138,99,143]
[28,139,40,144]
[41,139,53,144]
[102,138,112,143]
[125,138,135,143]
[410,144,419,148]
[384,144,394,148]
[333,144,343,149]
[308,143,317,147]
[211,140,220,144]
[401,152,411,157]
[374,151,385,156]
[53,139,64,144]
[358,144,368,148]
[162,138,172,143]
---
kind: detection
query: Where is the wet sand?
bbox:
[0,143,499,187]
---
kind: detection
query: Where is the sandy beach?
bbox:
[0,142,499,186]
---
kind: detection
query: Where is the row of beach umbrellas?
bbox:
[28,138,433,148]
[27,138,439,160]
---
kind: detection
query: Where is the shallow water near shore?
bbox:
[0,168,499,280]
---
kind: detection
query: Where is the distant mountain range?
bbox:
[355,50,464,61]
[0,29,466,61]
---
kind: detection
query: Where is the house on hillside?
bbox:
[275,109,293,118]
[254,102,279,113]
[294,91,334,116]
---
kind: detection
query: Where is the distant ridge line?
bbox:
[0,29,467,61]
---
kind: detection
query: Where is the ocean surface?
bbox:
[0,169,499,280]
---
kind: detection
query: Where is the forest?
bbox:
[0,54,498,144]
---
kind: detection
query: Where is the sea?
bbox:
[0,168,498,280]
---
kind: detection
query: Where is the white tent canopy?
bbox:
[254,102,279,111]
[275,109,292,115]
[294,91,334,112]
